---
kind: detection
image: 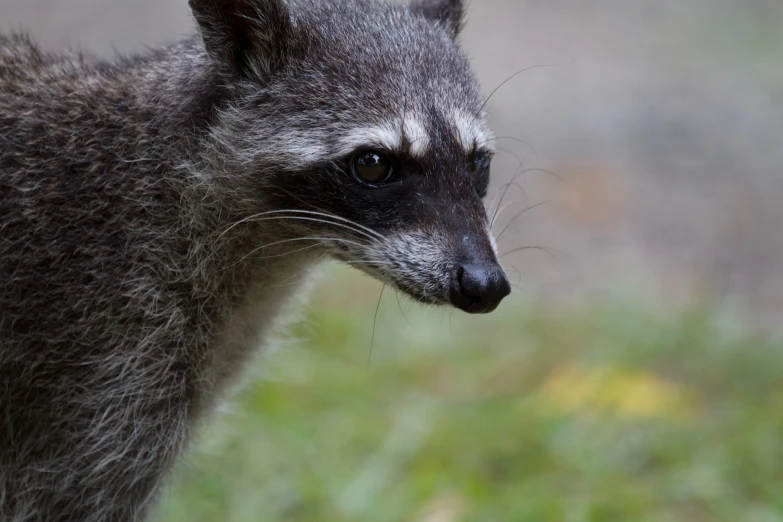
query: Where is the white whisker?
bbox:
[496,200,551,241]
[223,236,367,271]
[219,215,380,245]
[214,209,384,245]
[343,260,396,267]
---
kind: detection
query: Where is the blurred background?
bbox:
[3,1,783,520]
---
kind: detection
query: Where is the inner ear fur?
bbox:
[410,0,465,39]
[189,0,293,78]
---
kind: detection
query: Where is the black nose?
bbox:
[449,263,512,314]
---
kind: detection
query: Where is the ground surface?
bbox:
[157,267,783,522]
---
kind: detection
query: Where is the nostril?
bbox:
[495,272,512,301]
[456,266,483,304]
[456,265,465,285]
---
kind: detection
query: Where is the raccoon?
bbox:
[0,0,510,519]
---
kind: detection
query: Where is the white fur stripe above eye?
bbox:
[450,109,494,152]
[334,112,494,159]
[336,118,431,158]
[338,122,402,156]
[402,117,430,157]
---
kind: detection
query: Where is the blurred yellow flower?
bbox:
[539,364,695,421]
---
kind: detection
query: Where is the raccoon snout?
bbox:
[449,263,511,314]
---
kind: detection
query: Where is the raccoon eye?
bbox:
[352,151,394,185]
[471,149,493,198]
[471,149,493,174]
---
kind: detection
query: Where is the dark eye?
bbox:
[352,151,394,185]
[471,149,493,174]
[471,150,493,198]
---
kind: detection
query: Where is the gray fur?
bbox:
[0,0,503,520]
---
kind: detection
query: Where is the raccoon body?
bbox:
[0,1,509,520]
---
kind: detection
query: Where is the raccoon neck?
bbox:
[113,39,324,388]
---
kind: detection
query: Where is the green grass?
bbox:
[157,266,783,522]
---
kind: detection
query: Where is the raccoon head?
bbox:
[192,0,511,314]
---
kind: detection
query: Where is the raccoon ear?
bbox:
[410,0,465,39]
[189,0,293,78]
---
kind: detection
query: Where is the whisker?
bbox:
[265,185,387,241]
[241,243,320,261]
[492,147,530,203]
[486,180,525,215]
[491,201,521,232]
[496,229,567,253]
[483,136,537,157]
[496,200,552,241]
[343,260,396,267]
[509,281,528,295]
[220,214,381,244]
[501,263,525,285]
[268,252,330,288]
[478,61,568,115]
[282,210,385,241]
[485,187,506,220]
[223,236,367,271]
[214,210,384,245]
[500,245,560,260]
[517,167,564,182]
[394,291,414,328]
[257,215,381,243]
[215,209,296,243]
[368,285,386,367]
[488,166,564,233]
[490,158,529,229]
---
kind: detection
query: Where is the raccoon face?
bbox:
[192,0,511,313]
